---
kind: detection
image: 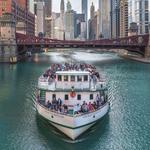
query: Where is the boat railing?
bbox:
[36,100,108,118]
[96,81,107,89]
[38,76,56,90]
[37,101,74,117]
[74,102,108,118]
[90,79,106,91]
[38,76,49,82]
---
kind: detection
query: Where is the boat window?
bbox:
[77,76,82,82]
[64,75,68,81]
[52,94,56,100]
[84,75,88,81]
[77,94,81,100]
[58,75,62,81]
[90,94,93,100]
[65,94,69,100]
[71,75,75,82]
[40,90,45,102]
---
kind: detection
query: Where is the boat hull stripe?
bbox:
[37,111,108,129]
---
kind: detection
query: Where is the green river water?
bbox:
[0,49,150,150]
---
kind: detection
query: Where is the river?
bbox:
[0,49,150,150]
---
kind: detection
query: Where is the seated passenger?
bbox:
[88,102,95,111]
[84,103,89,112]
[52,98,57,110]
[74,104,81,114]
[92,101,97,109]
[81,101,88,113]
[58,98,62,107]
[63,104,68,113]
[47,100,51,108]
[96,94,101,108]
[101,95,104,104]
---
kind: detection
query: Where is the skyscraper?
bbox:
[45,0,52,17]
[60,0,65,14]
[29,0,34,13]
[90,2,95,19]
[36,1,45,35]
[34,0,52,37]
[45,0,52,38]
[120,0,128,37]
[89,3,98,40]
[0,0,35,35]
[82,0,88,39]
[128,0,149,34]
[110,0,120,38]
[65,1,76,40]
[99,0,111,39]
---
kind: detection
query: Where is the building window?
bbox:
[77,76,82,82]
[58,75,62,81]
[65,94,69,100]
[90,94,93,100]
[84,75,88,81]
[145,13,149,22]
[71,75,75,82]
[140,13,142,22]
[77,94,81,100]
[139,1,142,10]
[145,25,149,33]
[140,26,142,34]
[64,75,68,81]
[145,0,148,10]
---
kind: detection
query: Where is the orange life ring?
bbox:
[70,91,76,98]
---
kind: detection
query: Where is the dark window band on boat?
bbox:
[71,75,75,82]
[65,94,69,100]
[77,94,81,100]
[52,94,56,99]
[90,94,93,100]
[77,76,82,82]
[64,75,68,81]
[58,75,62,81]
[84,75,88,81]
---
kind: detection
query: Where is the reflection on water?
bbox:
[0,49,150,150]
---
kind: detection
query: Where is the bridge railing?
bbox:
[90,34,149,46]
[16,33,149,47]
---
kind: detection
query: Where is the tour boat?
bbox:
[35,63,109,140]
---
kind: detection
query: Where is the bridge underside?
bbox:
[17,44,146,56]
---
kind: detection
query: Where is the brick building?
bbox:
[0,0,35,35]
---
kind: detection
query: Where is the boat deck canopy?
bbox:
[56,71,90,75]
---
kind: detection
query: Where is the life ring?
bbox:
[70,91,76,98]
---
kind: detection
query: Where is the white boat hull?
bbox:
[36,102,109,140]
[51,122,95,140]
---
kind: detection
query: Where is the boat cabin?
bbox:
[55,71,90,90]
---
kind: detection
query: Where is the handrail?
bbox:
[37,101,74,117]
[36,100,108,118]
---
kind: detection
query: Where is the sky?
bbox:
[52,0,99,13]
[30,0,99,18]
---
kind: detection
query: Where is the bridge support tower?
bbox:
[145,40,150,58]
[0,13,17,63]
[145,25,150,58]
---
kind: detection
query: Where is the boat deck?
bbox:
[36,99,108,117]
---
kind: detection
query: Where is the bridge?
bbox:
[1,13,150,63]
[16,33,150,57]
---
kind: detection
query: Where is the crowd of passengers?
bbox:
[42,63,100,81]
[42,94,107,115]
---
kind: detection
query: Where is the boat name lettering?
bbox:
[83,113,95,118]
[53,113,65,118]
